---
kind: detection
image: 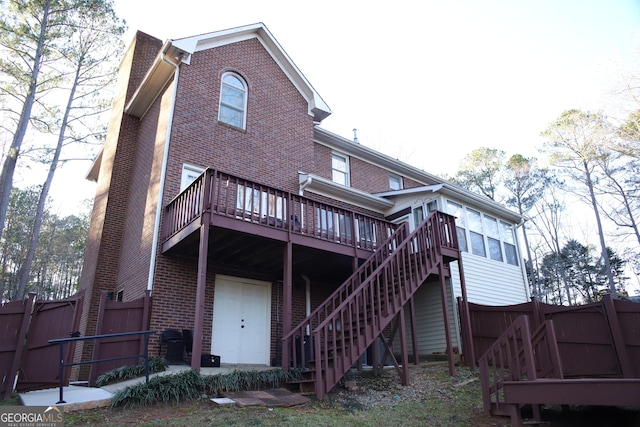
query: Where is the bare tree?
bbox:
[0,0,82,242]
[530,182,574,304]
[14,0,124,300]
[541,109,619,298]
[503,154,553,298]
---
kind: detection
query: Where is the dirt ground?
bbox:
[64,364,640,426]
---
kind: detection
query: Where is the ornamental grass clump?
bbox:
[110,368,303,409]
[95,357,168,387]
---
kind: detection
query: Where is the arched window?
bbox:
[218,72,247,129]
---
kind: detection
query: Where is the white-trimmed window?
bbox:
[446,201,467,252]
[218,72,247,129]
[501,221,518,266]
[389,173,403,190]
[467,208,486,257]
[331,152,349,186]
[237,185,286,221]
[446,200,519,266]
[484,215,503,262]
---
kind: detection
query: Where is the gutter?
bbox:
[147,47,182,292]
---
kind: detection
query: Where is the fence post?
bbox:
[602,295,633,377]
[144,333,150,383]
[57,342,65,404]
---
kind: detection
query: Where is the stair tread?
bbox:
[287,378,316,384]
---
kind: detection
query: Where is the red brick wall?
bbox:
[164,38,315,201]
[145,37,321,360]
[313,142,425,196]
[116,78,177,301]
[76,32,163,377]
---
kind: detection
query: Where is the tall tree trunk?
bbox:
[584,161,617,297]
[15,53,79,300]
[0,2,51,243]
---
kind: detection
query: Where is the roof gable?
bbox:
[172,23,331,122]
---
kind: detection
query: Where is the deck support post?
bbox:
[191,216,210,370]
[456,256,475,369]
[282,240,293,370]
[439,262,455,376]
[398,306,410,385]
[408,297,419,364]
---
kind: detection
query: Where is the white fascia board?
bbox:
[375,184,444,198]
[439,184,522,224]
[85,148,103,182]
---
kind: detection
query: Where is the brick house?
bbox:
[78,23,528,397]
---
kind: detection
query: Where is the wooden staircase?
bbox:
[282,211,459,399]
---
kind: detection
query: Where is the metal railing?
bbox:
[48,330,156,404]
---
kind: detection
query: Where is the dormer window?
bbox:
[331,152,349,186]
[218,72,247,129]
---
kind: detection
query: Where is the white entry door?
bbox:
[212,275,271,365]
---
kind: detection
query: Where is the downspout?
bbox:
[147,49,182,292]
[302,275,311,335]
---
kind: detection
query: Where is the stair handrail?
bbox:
[282,222,409,352]
[478,315,537,415]
[311,211,455,331]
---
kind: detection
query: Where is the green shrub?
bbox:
[110,368,302,409]
[95,357,168,387]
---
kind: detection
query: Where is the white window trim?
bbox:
[389,172,403,190]
[447,199,519,266]
[218,72,248,129]
[181,164,205,191]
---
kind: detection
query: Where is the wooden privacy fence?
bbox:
[0,290,152,399]
[87,290,152,386]
[458,294,640,378]
[0,291,84,399]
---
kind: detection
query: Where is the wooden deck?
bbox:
[162,168,397,259]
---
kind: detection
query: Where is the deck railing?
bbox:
[163,168,396,251]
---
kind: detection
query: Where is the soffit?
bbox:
[125,43,187,118]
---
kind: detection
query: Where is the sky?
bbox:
[40,0,640,213]
[110,0,640,169]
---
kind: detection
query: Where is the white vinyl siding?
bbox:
[450,254,528,305]
[394,280,459,356]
